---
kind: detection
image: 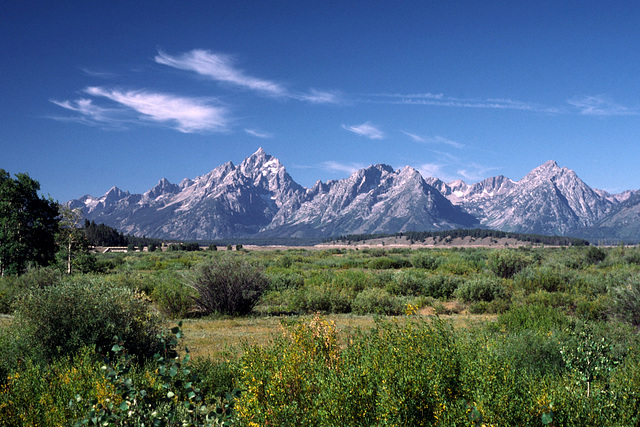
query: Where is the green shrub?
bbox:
[488,249,531,278]
[455,277,507,302]
[585,246,607,265]
[422,273,462,299]
[0,347,112,426]
[290,283,352,313]
[412,251,440,270]
[151,275,197,318]
[266,269,305,292]
[236,317,463,426]
[0,266,63,314]
[610,275,640,327]
[514,266,573,294]
[387,270,425,296]
[190,257,269,316]
[494,303,570,334]
[367,257,411,269]
[352,288,404,315]
[14,280,165,361]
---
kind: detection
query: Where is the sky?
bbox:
[3,1,640,203]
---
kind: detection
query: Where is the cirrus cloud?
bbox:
[342,122,384,139]
[53,87,230,133]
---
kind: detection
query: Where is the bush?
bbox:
[494,303,570,334]
[352,288,404,315]
[513,266,573,294]
[289,283,353,313]
[151,275,197,318]
[14,280,165,361]
[367,257,411,269]
[488,249,531,279]
[610,275,640,327]
[387,270,425,296]
[455,277,507,303]
[412,251,440,270]
[585,246,607,265]
[422,273,463,299]
[190,257,269,316]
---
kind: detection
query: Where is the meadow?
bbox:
[1,244,640,425]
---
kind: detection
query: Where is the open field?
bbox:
[3,244,640,425]
[179,312,498,360]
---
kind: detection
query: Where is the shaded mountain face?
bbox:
[69,150,639,240]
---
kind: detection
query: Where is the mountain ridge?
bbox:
[69,148,639,241]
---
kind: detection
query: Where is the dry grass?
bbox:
[179,312,497,360]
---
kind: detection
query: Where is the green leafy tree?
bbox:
[0,170,59,275]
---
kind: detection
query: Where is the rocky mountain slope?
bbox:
[69,149,639,240]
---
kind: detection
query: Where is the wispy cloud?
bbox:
[51,98,119,124]
[416,163,454,181]
[53,87,230,133]
[456,163,500,182]
[567,95,638,116]
[155,49,285,96]
[401,131,464,148]
[366,92,560,113]
[414,157,499,183]
[342,122,384,139]
[320,161,366,175]
[155,49,341,104]
[80,67,117,79]
[294,89,342,104]
[244,128,273,139]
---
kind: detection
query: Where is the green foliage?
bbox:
[72,323,239,426]
[351,288,404,315]
[0,265,62,314]
[0,347,112,426]
[561,324,621,397]
[487,249,531,278]
[236,316,463,426]
[610,275,640,327]
[190,257,268,316]
[0,170,59,275]
[367,256,412,269]
[14,280,165,361]
[421,273,462,299]
[494,303,570,334]
[585,246,607,265]
[411,251,440,270]
[152,273,198,318]
[455,276,507,302]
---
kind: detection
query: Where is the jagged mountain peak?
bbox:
[68,149,639,240]
[145,178,179,199]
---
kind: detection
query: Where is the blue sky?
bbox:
[3,1,640,202]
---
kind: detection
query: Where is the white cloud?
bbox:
[367,92,559,113]
[567,95,638,116]
[342,122,384,139]
[155,49,340,104]
[51,98,117,124]
[156,49,285,96]
[320,161,366,175]
[401,131,425,143]
[401,131,464,148]
[244,128,273,139]
[417,163,453,181]
[294,89,342,104]
[54,87,230,133]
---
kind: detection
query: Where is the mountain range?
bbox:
[69,148,640,242]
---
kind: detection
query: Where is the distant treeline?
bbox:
[83,220,162,248]
[327,228,590,246]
